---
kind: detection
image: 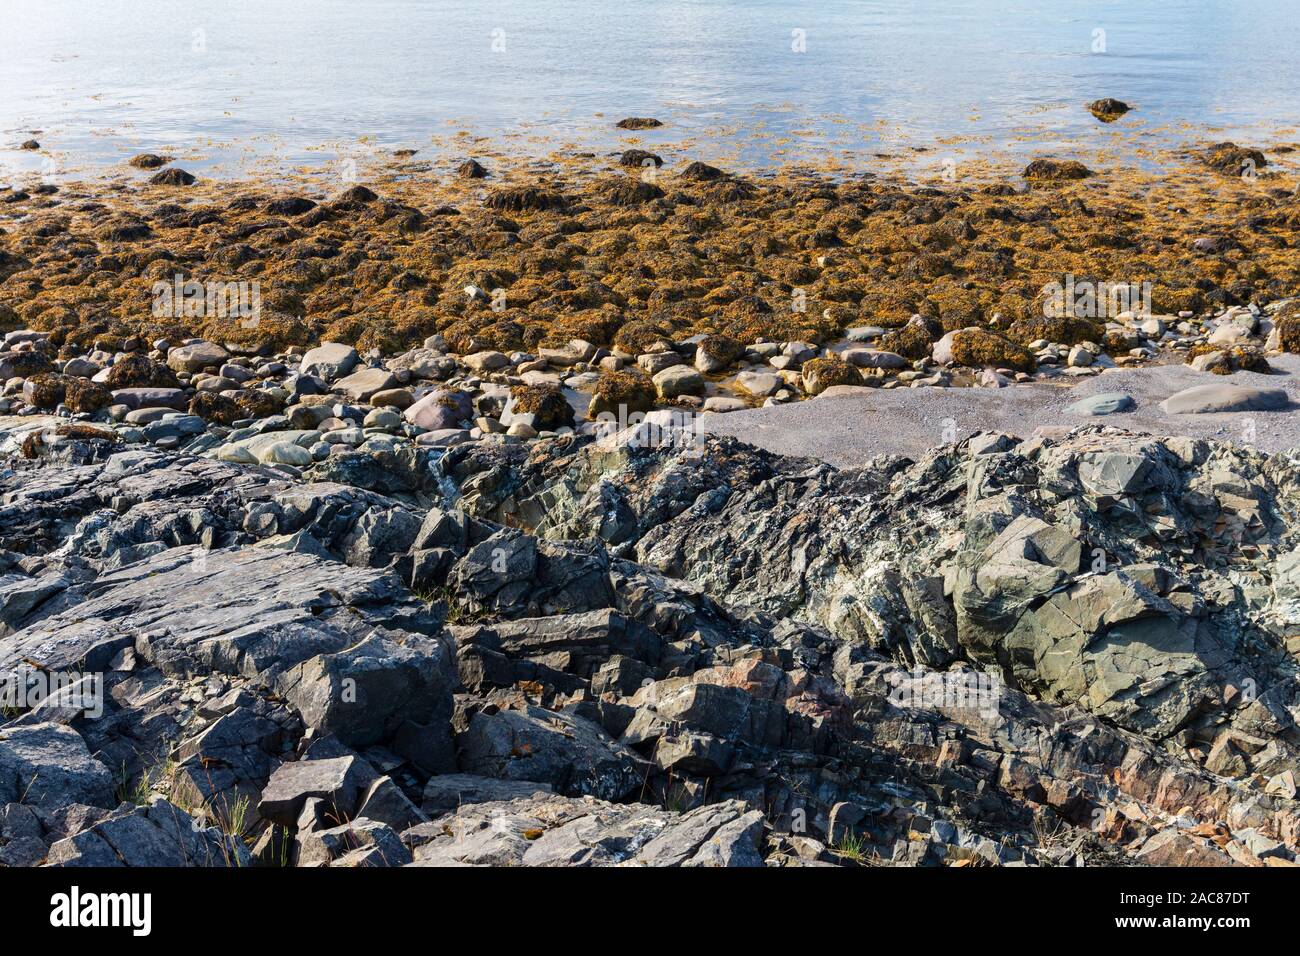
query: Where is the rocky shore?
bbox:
[1,144,1300,868]
[1,141,1299,452]
[1,401,1300,866]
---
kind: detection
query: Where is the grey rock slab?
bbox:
[0,545,446,693]
[334,367,398,402]
[299,342,359,381]
[297,818,411,867]
[1160,384,1290,415]
[0,571,72,633]
[167,341,230,373]
[1066,392,1135,416]
[257,755,376,826]
[274,630,454,748]
[408,794,765,867]
[0,723,115,812]
[456,705,642,801]
[421,774,554,815]
[698,354,1300,465]
[45,799,251,867]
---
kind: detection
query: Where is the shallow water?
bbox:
[2,0,1298,181]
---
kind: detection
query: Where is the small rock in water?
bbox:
[149,167,196,186]
[1087,98,1132,122]
[457,158,489,179]
[615,117,663,130]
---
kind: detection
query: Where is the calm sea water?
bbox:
[1,0,1298,181]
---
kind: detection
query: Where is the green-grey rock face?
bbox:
[4,415,1300,868]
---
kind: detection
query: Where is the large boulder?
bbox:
[933,328,1035,371]
[167,341,230,374]
[456,705,643,800]
[257,755,376,826]
[652,365,706,399]
[0,723,114,812]
[404,390,470,431]
[275,632,454,748]
[334,366,397,402]
[299,342,359,381]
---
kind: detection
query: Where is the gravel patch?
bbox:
[700,355,1300,467]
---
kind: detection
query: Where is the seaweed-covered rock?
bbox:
[20,372,68,409]
[508,382,575,430]
[800,356,861,395]
[694,334,744,373]
[265,196,317,216]
[588,368,656,419]
[934,328,1035,371]
[64,377,114,413]
[1006,314,1105,346]
[128,153,173,169]
[105,353,181,389]
[613,320,675,355]
[616,117,663,130]
[484,184,565,213]
[1200,142,1267,175]
[878,317,937,360]
[679,161,725,182]
[0,349,53,380]
[189,390,243,425]
[457,158,489,179]
[1023,158,1093,181]
[619,149,663,168]
[1087,98,1132,122]
[1274,304,1300,353]
[1186,344,1271,375]
[602,177,665,206]
[149,167,197,186]
[231,388,284,419]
